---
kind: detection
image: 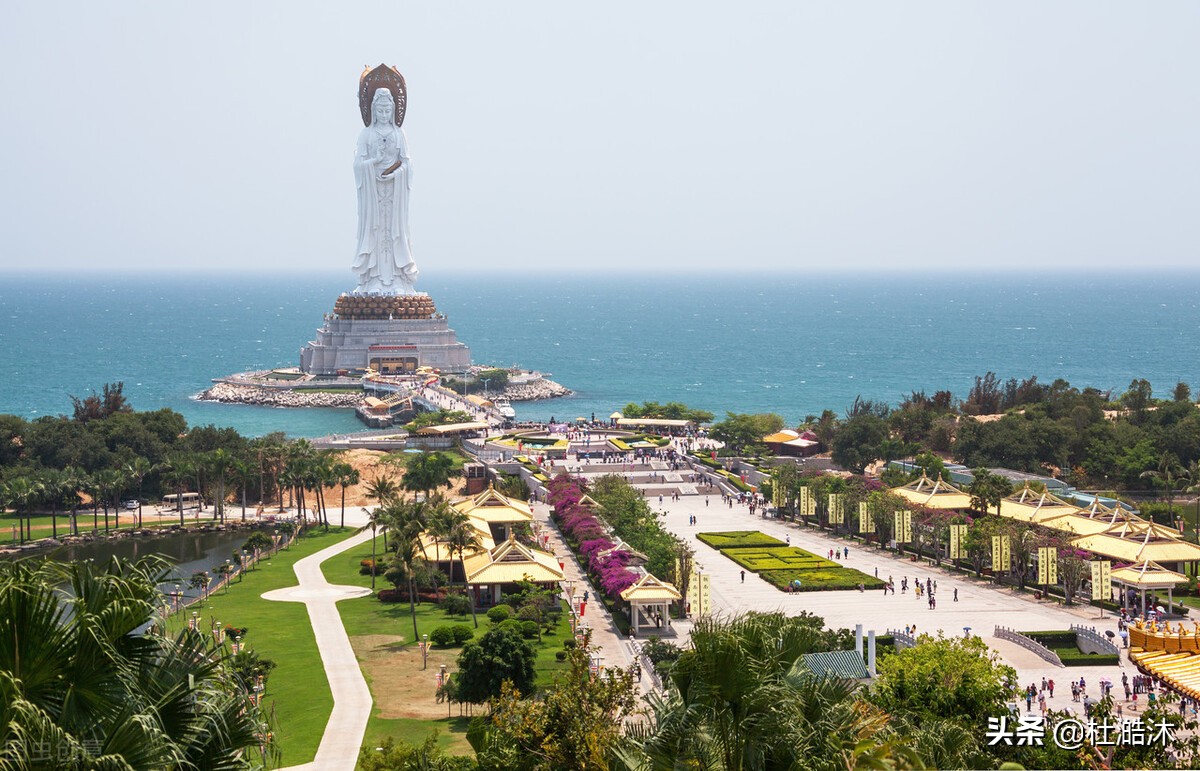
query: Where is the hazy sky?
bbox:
[1,2,1198,276]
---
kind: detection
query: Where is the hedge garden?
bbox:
[1022,629,1121,667]
[699,530,885,593]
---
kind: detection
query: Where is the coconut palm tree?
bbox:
[2,476,41,543]
[61,466,88,536]
[333,461,359,528]
[94,468,127,532]
[1142,452,1185,527]
[123,456,154,527]
[382,499,427,642]
[444,507,484,627]
[0,555,277,767]
[37,468,67,540]
[205,448,237,524]
[364,473,400,550]
[162,453,196,526]
[400,451,459,500]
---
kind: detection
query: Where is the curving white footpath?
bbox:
[263,527,375,770]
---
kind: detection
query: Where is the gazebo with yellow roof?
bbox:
[620,572,682,637]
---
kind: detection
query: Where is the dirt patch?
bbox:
[331,450,466,509]
[352,634,461,719]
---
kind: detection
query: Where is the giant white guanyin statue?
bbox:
[352,85,419,295]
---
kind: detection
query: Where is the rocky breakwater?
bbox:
[198,382,362,408]
[504,377,573,402]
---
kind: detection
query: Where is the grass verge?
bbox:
[168,525,357,768]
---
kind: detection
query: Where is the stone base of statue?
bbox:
[299,292,471,375]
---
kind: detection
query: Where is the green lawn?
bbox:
[167,526,358,768]
[378,448,471,470]
[759,568,887,592]
[698,530,882,593]
[321,533,571,756]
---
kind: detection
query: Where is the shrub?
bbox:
[440,593,472,616]
[487,604,514,623]
[555,650,567,661]
[360,558,381,576]
[520,620,539,639]
[563,638,577,650]
[452,624,475,645]
[429,626,456,647]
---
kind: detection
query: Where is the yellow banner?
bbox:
[799,487,815,517]
[828,493,844,524]
[894,510,912,544]
[859,501,874,534]
[949,523,967,560]
[992,535,1011,573]
[1090,561,1111,602]
[1036,546,1057,585]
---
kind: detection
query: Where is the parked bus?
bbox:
[161,492,202,510]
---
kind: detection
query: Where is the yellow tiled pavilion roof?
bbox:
[890,474,972,510]
[417,522,495,561]
[453,485,534,523]
[464,538,564,585]
[620,572,682,602]
[1110,560,1189,588]
[1072,520,1200,564]
[577,494,604,509]
[997,485,1082,526]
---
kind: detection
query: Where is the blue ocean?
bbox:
[1,272,1197,437]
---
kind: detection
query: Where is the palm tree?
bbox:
[94,468,127,532]
[384,499,427,642]
[231,456,253,521]
[365,473,400,550]
[162,454,196,526]
[123,456,154,527]
[1142,452,1184,527]
[334,461,359,528]
[0,555,277,767]
[37,468,67,540]
[61,466,88,536]
[444,506,484,627]
[205,448,237,524]
[2,476,41,543]
[401,451,459,500]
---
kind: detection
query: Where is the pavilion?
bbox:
[620,572,682,637]
[1110,559,1189,617]
[463,537,565,606]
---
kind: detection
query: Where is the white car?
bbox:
[123,499,140,510]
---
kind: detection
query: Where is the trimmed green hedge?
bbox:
[759,568,886,592]
[724,547,838,572]
[1023,630,1077,648]
[1058,650,1120,667]
[697,531,787,550]
[696,457,724,470]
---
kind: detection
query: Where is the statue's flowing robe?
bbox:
[353,124,416,294]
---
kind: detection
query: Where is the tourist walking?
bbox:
[740,570,745,583]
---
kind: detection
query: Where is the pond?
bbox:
[39,527,279,603]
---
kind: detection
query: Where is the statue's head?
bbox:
[371,88,395,125]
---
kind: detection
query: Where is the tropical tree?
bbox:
[365,473,400,550]
[162,453,196,526]
[205,448,238,524]
[470,636,638,770]
[401,452,459,500]
[334,460,359,528]
[444,507,484,627]
[2,476,41,543]
[967,467,1012,516]
[123,456,154,527]
[872,633,1016,724]
[0,555,277,767]
[1141,452,1184,524]
[455,625,537,704]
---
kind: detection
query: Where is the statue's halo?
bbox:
[358,64,407,127]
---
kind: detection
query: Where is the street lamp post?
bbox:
[422,633,429,670]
